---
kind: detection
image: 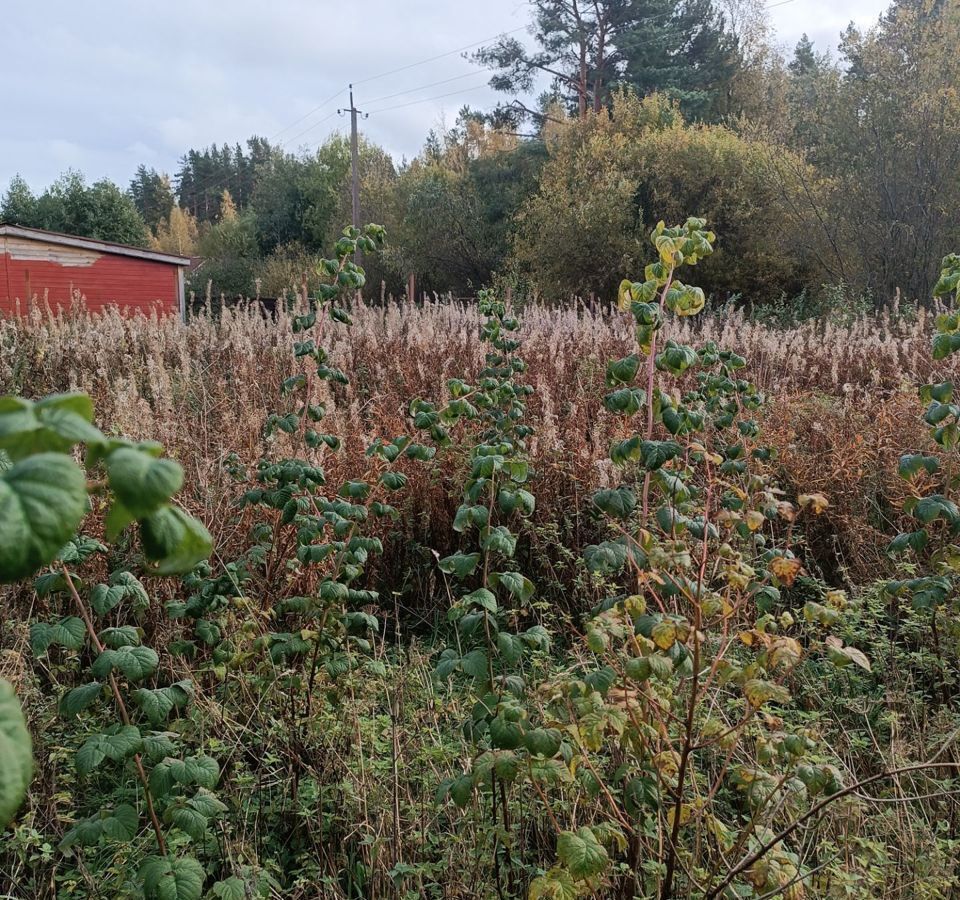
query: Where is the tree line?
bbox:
[2,0,957,308]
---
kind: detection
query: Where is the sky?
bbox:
[1,0,890,193]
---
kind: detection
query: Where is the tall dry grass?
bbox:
[2,298,950,585]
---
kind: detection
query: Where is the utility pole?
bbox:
[338,85,367,233]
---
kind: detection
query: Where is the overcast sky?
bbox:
[2,0,889,192]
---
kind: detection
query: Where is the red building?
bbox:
[0,224,189,317]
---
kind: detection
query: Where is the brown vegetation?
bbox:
[2,298,951,589]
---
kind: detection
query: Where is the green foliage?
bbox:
[513,92,827,300]
[0,680,33,829]
[1,170,149,246]
[886,252,960,636]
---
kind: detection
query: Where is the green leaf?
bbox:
[489,715,523,750]
[0,393,103,460]
[556,827,609,879]
[164,803,208,841]
[463,588,498,613]
[105,447,183,517]
[90,571,149,615]
[438,552,481,579]
[583,541,627,575]
[211,878,247,900]
[448,773,474,808]
[60,682,103,717]
[655,341,698,375]
[898,454,940,479]
[639,440,682,471]
[140,855,205,900]
[132,682,193,725]
[379,471,407,491]
[523,727,562,758]
[142,731,178,762]
[496,631,523,665]
[92,646,159,682]
[481,525,516,557]
[529,868,578,900]
[140,506,212,575]
[491,571,535,603]
[76,726,143,775]
[606,355,640,386]
[179,754,220,789]
[99,625,141,648]
[101,803,139,841]
[460,649,489,680]
[592,487,636,519]
[0,680,33,828]
[30,616,86,655]
[187,787,227,818]
[0,454,88,583]
[603,387,646,415]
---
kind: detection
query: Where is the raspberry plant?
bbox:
[413,289,552,892]
[525,220,863,899]
[886,253,960,685]
[230,224,426,696]
[0,391,215,895]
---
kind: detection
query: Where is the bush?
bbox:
[514,92,831,302]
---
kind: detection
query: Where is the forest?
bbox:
[2,1,960,899]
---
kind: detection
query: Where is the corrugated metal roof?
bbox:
[0,224,190,266]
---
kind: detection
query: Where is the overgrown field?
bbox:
[0,295,944,585]
[2,238,960,899]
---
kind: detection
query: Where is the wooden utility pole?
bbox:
[339,85,367,232]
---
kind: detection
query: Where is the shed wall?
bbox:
[0,235,180,316]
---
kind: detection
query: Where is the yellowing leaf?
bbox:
[770,557,802,587]
[798,493,829,515]
[743,678,791,708]
[651,620,677,650]
[745,510,766,532]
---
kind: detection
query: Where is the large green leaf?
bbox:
[438,552,481,579]
[0,680,33,828]
[0,454,88,582]
[59,803,139,849]
[592,487,636,519]
[140,855,205,900]
[76,725,143,775]
[132,681,193,725]
[59,682,104,717]
[90,571,150,615]
[105,447,184,518]
[92,646,159,682]
[556,827,609,879]
[30,616,86,655]
[0,393,103,460]
[491,571,535,603]
[140,506,212,575]
[150,754,220,796]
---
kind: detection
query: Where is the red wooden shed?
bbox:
[0,224,189,318]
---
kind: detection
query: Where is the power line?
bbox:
[280,110,341,149]
[364,69,493,107]
[366,83,494,116]
[352,25,528,87]
[269,87,346,142]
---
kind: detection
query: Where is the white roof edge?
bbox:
[0,224,190,266]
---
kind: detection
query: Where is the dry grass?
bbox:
[2,297,952,586]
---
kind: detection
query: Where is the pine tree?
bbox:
[616,0,740,121]
[129,166,175,232]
